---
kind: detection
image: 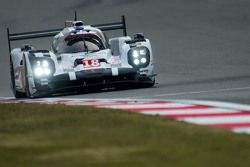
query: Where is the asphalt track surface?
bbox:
[0,0,250,104]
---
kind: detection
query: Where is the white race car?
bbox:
[7,15,156,98]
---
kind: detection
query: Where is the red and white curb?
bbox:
[1,97,250,135]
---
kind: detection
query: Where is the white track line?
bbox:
[170,100,250,111]
[99,103,194,109]
[232,127,250,134]
[141,108,240,115]
[126,86,250,99]
[179,116,250,125]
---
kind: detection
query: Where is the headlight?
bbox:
[34,67,44,77]
[139,50,146,55]
[134,59,140,65]
[42,60,49,68]
[32,59,55,78]
[132,50,140,58]
[141,58,147,64]
[44,68,51,75]
[128,46,150,68]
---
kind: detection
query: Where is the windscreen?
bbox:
[57,34,105,54]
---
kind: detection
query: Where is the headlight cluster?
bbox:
[128,46,150,68]
[32,59,55,78]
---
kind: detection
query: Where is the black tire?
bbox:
[24,55,35,98]
[24,56,48,98]
[10,57,27,98]
[141,77,156,88]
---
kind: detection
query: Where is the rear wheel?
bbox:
[10,58,27,98]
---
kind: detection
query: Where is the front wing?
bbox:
[32,67,153,96]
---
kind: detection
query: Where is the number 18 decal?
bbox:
[82,59,101,68]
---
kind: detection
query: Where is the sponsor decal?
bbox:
[82,59,101,68]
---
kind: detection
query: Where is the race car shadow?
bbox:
[50,82,156,98]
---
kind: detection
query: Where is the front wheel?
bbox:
[24,55,36,98]
[10,58,27,98]
[142,77,155,88]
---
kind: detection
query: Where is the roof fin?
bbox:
[74,11,77,21]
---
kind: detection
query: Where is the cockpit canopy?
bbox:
[54,33,106,54]
[63,34,105,53]
[52,22,109,54]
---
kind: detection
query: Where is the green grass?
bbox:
[0,103,250,167]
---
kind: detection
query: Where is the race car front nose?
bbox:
[76,68,138,80]
[48,67,138,86]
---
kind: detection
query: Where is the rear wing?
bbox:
[7,15,127,54]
